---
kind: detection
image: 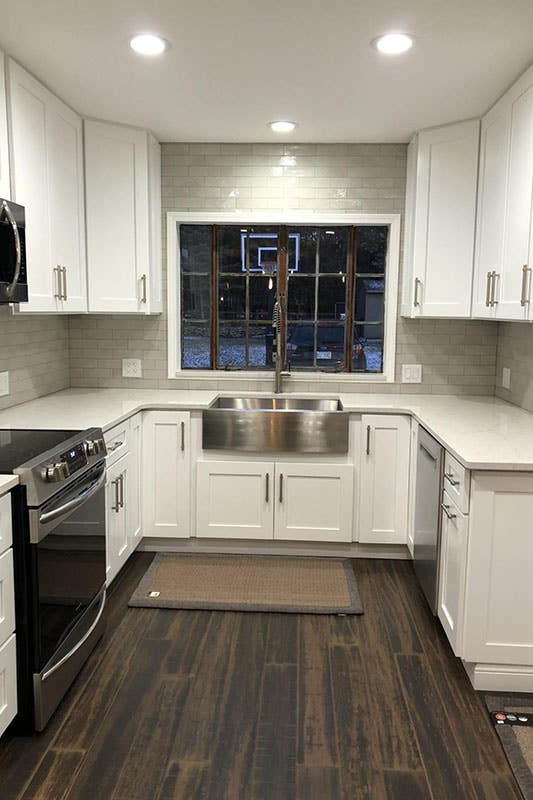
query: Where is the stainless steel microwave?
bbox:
[0,198,27,303]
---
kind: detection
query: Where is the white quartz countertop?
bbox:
[0,474,19,494]
[0,388,533,471]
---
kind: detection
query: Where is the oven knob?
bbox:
[42,461,69,482]
[85,437,106,456]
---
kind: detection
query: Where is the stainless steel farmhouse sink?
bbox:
[202,396,348,453]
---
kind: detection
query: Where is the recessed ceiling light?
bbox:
[130,33,168,56]
[374,33,413,55]
[269,121,297,134]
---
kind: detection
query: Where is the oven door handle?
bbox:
[41,589,106,681]
[1,200,22,298]
[39,468,106,527]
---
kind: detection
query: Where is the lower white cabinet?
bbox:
[128,413,143,550]
[358,415,411,544]
[196,461,274,539]
[462,472,533,666]
[0,634,17,738]
[143,411,191,538]
[196,460,353,542]
[106,453,131,584]
[0,549,15,647]
[274,463,353,542]
[438,491,468,655]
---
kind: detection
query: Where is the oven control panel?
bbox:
[41,442,88,482]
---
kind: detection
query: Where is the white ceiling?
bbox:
[1,0,533,142]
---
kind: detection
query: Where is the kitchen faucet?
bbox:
[272,298,290,393]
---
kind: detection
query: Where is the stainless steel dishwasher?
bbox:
[413,427,444,613]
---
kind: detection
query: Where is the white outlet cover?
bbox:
[122,358,142,378]
[502,367,511,390]
[401,364,422,384]
[0,371,9,397]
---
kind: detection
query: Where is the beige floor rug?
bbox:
[128,553,363,614]
[485,694,533,799]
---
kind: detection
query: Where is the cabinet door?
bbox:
[47,94,86,312]
[463,472,533,666]
[0,53,10,200]
[497,83,533,320]
[410,121,479,318]
[438,492,468,656]
[106,455,129,585]
[143,411,190,538]
[85,120,149,313]
[196,461,274,539]
[148,134,162,313]
[8,61,57,311]
[359,415,410,544]
[128,413,142,550]
[0,634,17,738]
[472,104,511,319]
[274,463,353,542]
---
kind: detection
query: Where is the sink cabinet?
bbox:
[196,460,354,542]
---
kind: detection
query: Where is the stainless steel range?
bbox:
[0,428,107,732]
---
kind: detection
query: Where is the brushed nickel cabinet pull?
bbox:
[444,471,460,487]
[107,440,123,453]
[112,478,120,513]
[485,272,492,307]
[521,264,531,307]
[54,266,62,300]
[366,425,371,456]
[140,274,147,303]
[265,473,269,503]
[441,502,457,521]
[181,421,185,451]
[490,271,499,306]
[119,474,124,508]
[279,473,283,503]
[62,266,67,301]
[413,277,422,308]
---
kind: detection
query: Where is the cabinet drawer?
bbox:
[0,634,17,737]
[443,452,470,513]
[0,549,15,647]
[0,494,12,556]
[104,420,130,466]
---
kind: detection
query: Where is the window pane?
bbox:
[316,324,345,368]
[218,324,246,367]
[356,226,388,274]
[287,276,316,319]
[218,226,245,273]
[286,324,315,368]
[182,322,211,369]
[182,274,211,320]
[250,276,276,320]
[180,225,211,273]
[319,228,349,273]
[218,276,245,319]
[248,325,275,368]
[354,277,384,323]
[287,227,317,273]
[353,325,383,373]
[317,275,347,320]
[248,228,278,274]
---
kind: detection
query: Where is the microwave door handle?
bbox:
[1,201,22,298]
[38,468,106,530]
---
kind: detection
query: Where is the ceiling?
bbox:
[1,0,533,142]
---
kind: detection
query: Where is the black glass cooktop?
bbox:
[0,429,80,473]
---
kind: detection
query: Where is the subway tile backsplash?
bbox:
[496,322,533,412]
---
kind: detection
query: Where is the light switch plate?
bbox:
[401,364,422,384]
[122,358,142,378]
[502,367,511,390]
[0,371,9,397]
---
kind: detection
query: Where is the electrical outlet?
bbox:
[122,358,142,378]
[502,367,511,390]
[0,371,9,397]
[401,364,422,384]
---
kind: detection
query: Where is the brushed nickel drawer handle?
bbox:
[112,478,120,513]
[107,440,124,453]
[119,473,124,508]
[441,502,457,520]
[265,473,269,503]
[444,471,460,487]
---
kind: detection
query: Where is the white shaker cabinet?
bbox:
[402,120,479,318]
[143,411,190,538]
[473,64,533,321]
[84,120,162,314]
[358,415,410,544]
[196,461,274,539]
[8,59,86,313]
[0,52,10,200]
[128,413,143,550]
[438,491,468,656]
[106,453,131,584]
[274,463,353,542]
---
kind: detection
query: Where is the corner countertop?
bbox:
[0,388,532,471]
[0,474,18,494]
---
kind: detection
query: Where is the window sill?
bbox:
[170,370,394,383]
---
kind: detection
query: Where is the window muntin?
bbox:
[178,223,388,373]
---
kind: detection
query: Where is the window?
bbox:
[172,214,399,380]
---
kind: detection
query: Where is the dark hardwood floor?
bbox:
[0,553,521,800]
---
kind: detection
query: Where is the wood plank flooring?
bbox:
[0,554,521,800]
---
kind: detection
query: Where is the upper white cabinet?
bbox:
[402,120,480,318]
[8,59,87,313]
[84,120,162,314]
[473,64,533,321]
[143,411,190,537]
[0,52,10,200]
[358,414,411,544]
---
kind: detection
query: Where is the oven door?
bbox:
[30,461,106,674]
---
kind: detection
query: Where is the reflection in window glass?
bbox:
[180,225,211,273]
[319,228,349,273]
[248,325,275,368]
[356,226,388,274]
[317,275,347,320]
[218,324,246,368]
[182,322,211,369]
[287,276,315,320]
[354,277,384,323]
[182,275,211,320]
[218,276,246,319]
[353,325,383,373]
